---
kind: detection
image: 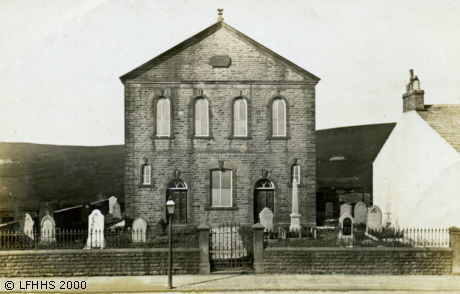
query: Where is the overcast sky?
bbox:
[1,0,459,146]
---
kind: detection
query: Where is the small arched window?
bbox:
[141,164,151,185]
[195,98,209,136]
[233,99,247,137]
[272,99,286,136]
[156,98,170,136]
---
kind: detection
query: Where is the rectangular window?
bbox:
[142,165,151,185]
[211,170,232,207]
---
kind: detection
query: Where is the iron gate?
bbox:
[209,222,253,271]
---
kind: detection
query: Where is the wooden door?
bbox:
[254,190,274,223]
[167,190,187,224]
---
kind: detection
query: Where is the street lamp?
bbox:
[166,197,176,290]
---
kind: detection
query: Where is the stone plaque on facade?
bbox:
[366,205,382,231]
[325,202,333,218]
[20,213,34,240]
[354,202,367,225]
[210,55,231,68]
[40,214,56,243]
[85,209,104,249]
[340,203,352,218]
[132,217,147,243]
[259,207,274,232]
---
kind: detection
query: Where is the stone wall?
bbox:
[0,248,199,277]
[264,247,452,275]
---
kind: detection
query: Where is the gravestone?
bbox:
[354,202,367,225]
[85,209,104,249]
[112,203,121,219]
[325,202,333,218]
[39,205,54,226]
[259,207,274,232]
[340,203,352,218]
[81,203,92,226]
[109,196,117,214]
[366,205,382,231]
[40,214,56,243]
[20,213,34,240]
[132,217,148,243]
[338,210,354,246]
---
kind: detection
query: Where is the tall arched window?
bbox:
[233,99,247,136]
[195,98,209,136]
[156,98,170,136]
[272,99,286,136]
[142,164,151,185]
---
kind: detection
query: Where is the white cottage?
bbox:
[373,70,460,228]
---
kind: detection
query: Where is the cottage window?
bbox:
[233,99,247,136]
[211,170,232,207]
[142,165,151,185]
[272,99,286,136]
[195,99,209,136]
[156,98,170,136]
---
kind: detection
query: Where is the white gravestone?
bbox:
[112,203,121,219]
[354,202,367,225]
[20,213,34,240]
[40,214,56,243]
[132,217,148,243]
[290,179,301,232]
[259,207,274,232]
[366,205,383,231]
[85,209,105,249]
[340,203,352,218]
[338,211,354,246]
[109,196,117,214]
[325,202,333,218]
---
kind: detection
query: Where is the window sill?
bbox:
[154,136,174,139]
[228,136,252,140]
[138,184,154,188]
[205,206,238,211]
[190,135,214,140]
[267,136,291,140]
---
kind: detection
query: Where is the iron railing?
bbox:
[0,227,199,250]
[209,222,253,271]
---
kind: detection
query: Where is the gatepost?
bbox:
[198,224,211,274]
[252,223,265,274]
[450,226,460,275]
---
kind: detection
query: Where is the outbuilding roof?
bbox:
[417,105,460,153]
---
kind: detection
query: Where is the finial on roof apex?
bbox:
[217,9,224,22]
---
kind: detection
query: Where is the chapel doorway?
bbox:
[166,179,187,224]
[254,180,275,223]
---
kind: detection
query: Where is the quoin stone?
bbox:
[259,207,274,232]
[85,209,104,249]
[132,217,148,243]
[354,202,367,225]
[366,205,383,231]
[325,202,333,218]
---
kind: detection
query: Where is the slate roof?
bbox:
[120,21,320,83]
[417,105,460,153]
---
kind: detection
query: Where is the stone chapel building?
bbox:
[120,14,320,227]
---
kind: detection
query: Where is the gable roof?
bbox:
[417,105,460,153]
[120,21,320,83]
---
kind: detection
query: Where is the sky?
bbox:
[1,0,459,146]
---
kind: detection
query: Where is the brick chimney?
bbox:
[402,69,425,112]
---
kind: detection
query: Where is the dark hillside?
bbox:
[0,143,124,212]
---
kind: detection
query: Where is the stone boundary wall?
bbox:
[0,248,199,277]
[264,247,452,275]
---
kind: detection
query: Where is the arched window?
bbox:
[195,98,209,136]
[156,98,170,136]
[233,99,247,136]
[211,169,232,207]
[272,99,286,136]
[141,164,151,185]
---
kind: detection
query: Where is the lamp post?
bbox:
[166,197,176,290]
